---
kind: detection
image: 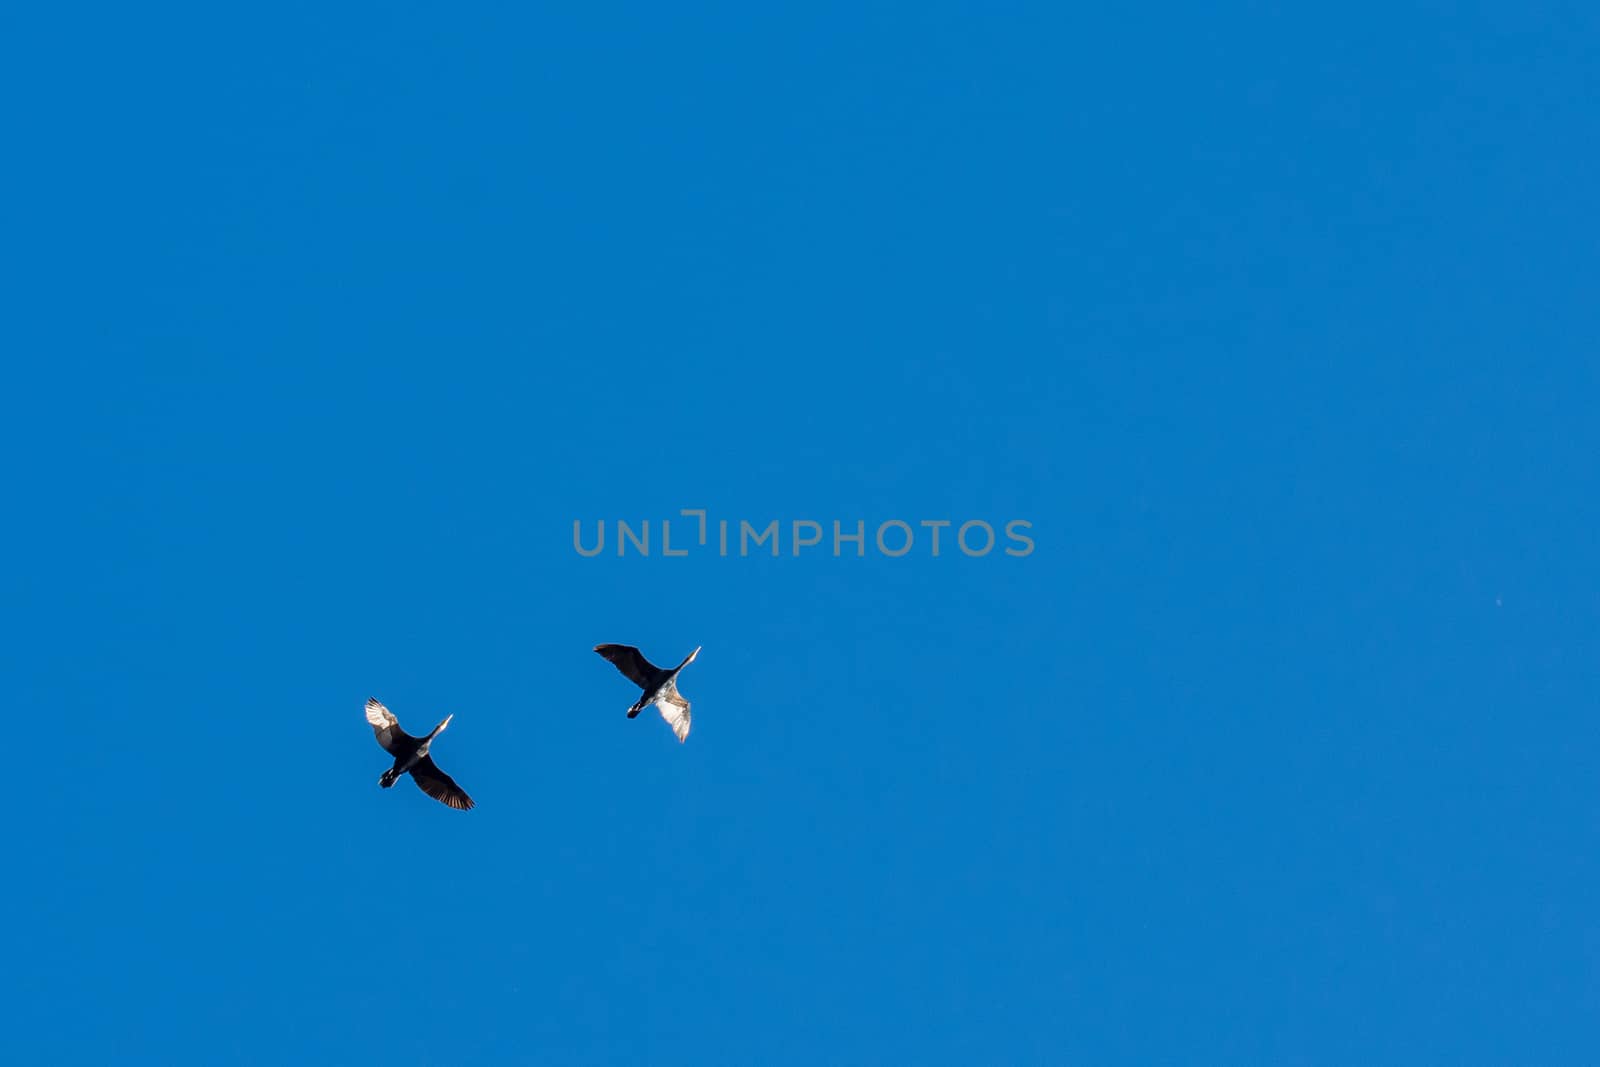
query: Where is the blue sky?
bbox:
[3,3,1597,1063]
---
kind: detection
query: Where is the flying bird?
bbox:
[594,644,700,742]
[365,697,475,810]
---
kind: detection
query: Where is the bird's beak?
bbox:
[689,646,701,663]
[440,714,453,732]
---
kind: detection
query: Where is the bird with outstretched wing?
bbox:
[594,643,700,743]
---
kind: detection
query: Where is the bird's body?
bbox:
[595,643,700,742]
[365,697,475,810]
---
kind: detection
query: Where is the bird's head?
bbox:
[432,714,453,736]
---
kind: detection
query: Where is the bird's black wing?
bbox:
[366,697,415,753]
[594,644,662,689]
[410,755,474,811]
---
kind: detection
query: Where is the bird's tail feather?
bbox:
[379,767,402,788]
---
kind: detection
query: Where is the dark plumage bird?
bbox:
[365,697,475,810]
[594,643,700,742]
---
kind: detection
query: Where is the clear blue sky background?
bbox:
[3,3,1596,1063]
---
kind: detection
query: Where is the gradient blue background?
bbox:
[4,3,1596,1063]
